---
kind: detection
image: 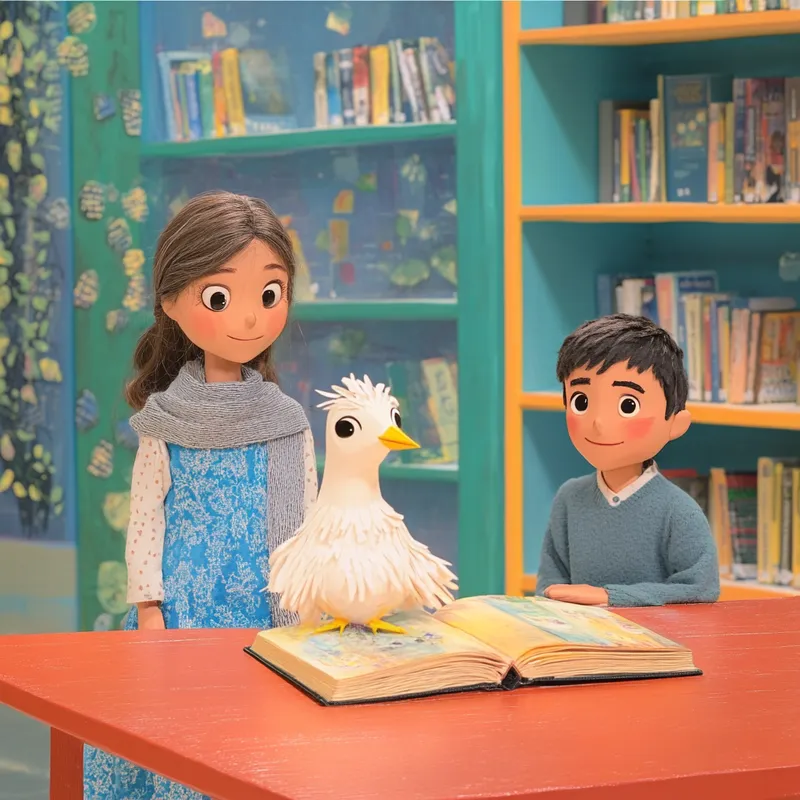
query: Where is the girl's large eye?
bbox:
[569,392,589,415]
[201,285,230,312]
[618,395,640,417]
[334,416,361,438]
[262,281,283,309]
[391,408,402,428]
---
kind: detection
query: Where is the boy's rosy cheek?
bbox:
[566,414,582,437]
[624,415,655,439]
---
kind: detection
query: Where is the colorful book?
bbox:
[246,596,700,706]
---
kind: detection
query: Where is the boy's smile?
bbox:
[564,360,690,472]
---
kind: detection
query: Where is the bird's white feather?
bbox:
[268,373,458,627]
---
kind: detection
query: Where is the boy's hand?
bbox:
[544,584,609,606]
[137,602,165,630]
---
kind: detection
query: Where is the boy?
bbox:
[536,314,720,607]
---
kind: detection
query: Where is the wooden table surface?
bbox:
[1,599,800,800]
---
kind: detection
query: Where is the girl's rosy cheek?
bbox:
[189,307,218,339]
[624,415,655,439]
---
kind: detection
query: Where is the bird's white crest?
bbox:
[316,373,399,413]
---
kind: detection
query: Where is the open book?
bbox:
[245,595,700,705]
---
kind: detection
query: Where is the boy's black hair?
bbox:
[556,313,688,419]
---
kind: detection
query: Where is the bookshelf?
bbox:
[70,0,504,626]
[503,2,800,604]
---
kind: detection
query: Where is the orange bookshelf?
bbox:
[520,203,800,225]
[521,574,800,601]
[518,10,800,47]
[520,391,800,432]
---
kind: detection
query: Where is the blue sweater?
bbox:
[535,472,720,607]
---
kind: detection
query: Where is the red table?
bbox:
[1,599,800,799]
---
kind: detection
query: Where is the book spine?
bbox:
[792,468,800,588]
[211,49,227,138]
[708,103,720,203]
[733,78,746,202]
[619,109,631,202]
[388,39,405,123]
[156,51,177,142]
[421,358,459,462]
[352,45,370,126]
[396,39,419,122]
[326,51,343,127]
[220,48,246,135]
[197,61,215,139]
[404,41,429,122]
[757,457,774,584]
[369,45,390,126]
[786,77,800,203]
[313,51,329,128]
[338,48,355,126]
[417,37,438,122]
[185,67,202,140]
[780,466,794,584]
[176,66,190,140]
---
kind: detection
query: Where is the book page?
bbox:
[254,609,507,682]
[434,596,683,662]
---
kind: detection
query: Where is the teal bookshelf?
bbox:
[503,2,800,599]
[140,122,457,159]
[70,1,504,627]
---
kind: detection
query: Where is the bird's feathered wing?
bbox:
[268,500,457,624]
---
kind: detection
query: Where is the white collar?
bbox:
[596,463,658,507]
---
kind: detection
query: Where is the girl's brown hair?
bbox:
[125,191,295,410]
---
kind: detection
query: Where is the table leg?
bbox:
[50,728,83,800]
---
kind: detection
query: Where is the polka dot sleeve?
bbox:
[302,427,318,514]
[125,436,171,604]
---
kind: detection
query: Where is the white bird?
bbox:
[268,374,458,635]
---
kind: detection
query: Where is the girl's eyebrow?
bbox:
[264,262,287,273]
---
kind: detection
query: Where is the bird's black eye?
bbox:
[391,409,402,428]
[570,392,589,415]
[334,416,360,438]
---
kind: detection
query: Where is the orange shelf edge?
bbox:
[521,391,800,431]
[519,203,800,224]
[519,11,800,47]
[520,575,799,601]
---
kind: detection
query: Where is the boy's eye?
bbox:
[569,392,589,415]
[618,395,640,417]
[201,285,229,312]
[262,281,283,309]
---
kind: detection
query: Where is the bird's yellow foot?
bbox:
[314,618,350,634]
[367,617,406,635]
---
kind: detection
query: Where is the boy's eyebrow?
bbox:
[569,377,591,386]
[613,380,645,394]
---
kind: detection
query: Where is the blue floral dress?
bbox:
[83,444,272,799]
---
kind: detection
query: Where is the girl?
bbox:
[83,191,317,799]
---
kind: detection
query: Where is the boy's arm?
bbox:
[535,490,571,595]
[604,501,721,607]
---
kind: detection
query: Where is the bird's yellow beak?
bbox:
[378,425,420,451]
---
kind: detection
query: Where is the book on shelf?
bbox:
[313,37,455,129]
[245,595,700,705]
[156,46,296,142]
[599,74,800,205]
[597,269,800,405]
[566,0,800,26]
[386,356,458,465]
[669,461,800,589]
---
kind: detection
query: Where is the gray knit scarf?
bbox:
[129,360,306,627]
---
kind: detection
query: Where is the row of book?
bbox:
[156,46,296,141]
[671,459,800,590]
[600,75,800,205]
[312,38,456,129]
[598,270,799,405]
[566,0,800,25]
[386,357,458,465]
